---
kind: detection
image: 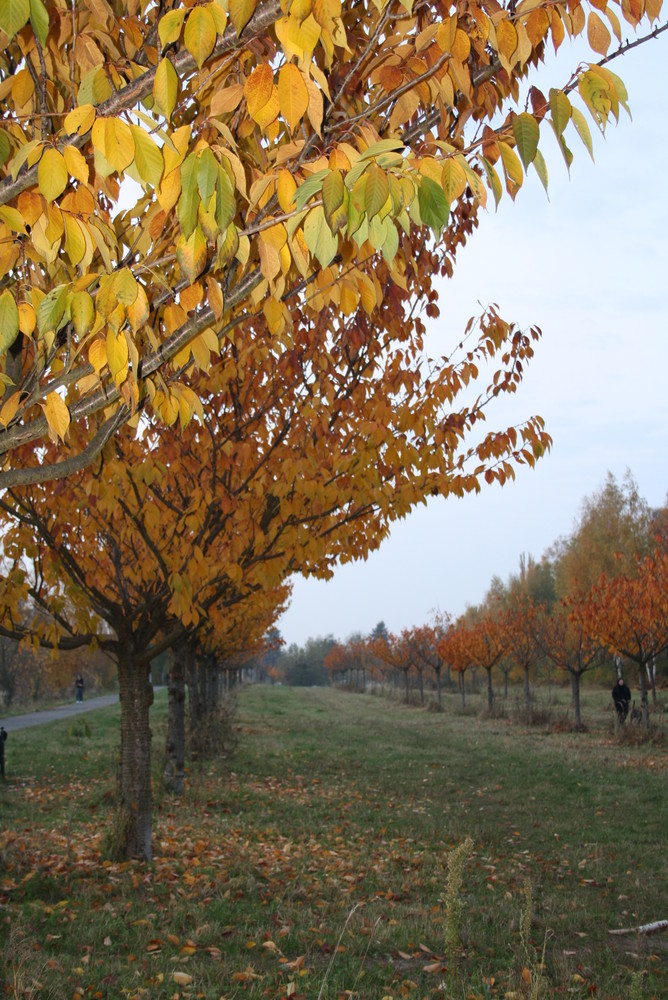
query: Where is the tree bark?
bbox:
[486,668,494,712]
[570,670,582,731]
[117,649,154,861]
[524,664,531,712]
[436,666,442,706]
[459,670,466,709]
[164,646,186,795]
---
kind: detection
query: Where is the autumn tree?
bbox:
[0,0,665,860]
[551,470,654,598]
[573,548,668,726]
[498,595,538,712]
[466,613,506,712]
[0,0,663,488]
[408,616,451,706]
[532,600,604,730]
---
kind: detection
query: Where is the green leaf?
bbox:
[364,165,389,219]
[531,148,549,195]
[322,170,344,224]
[549,88,572,136]
[216,167,236,232]
[549,123,573,171]
[498,141,524,199]
[569,106,594,161]
[0,290,19,355]
[357,139,405,162]
[303,205,338,267]
[177,153,200,239]
[153,57,178,121]
[0,130,11,169]
[0,0,29,39]
[197,148,218,203]
[381,219,399,265]
[418,176,449,233]
[479,156,502,209]
[512,112,539,171]
[29,0,48,44]
[293,168,329,212]
[131,126,164,189]
[36,285,69,334]
[184,5,217,69]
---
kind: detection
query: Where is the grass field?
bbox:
[1,685,666,999]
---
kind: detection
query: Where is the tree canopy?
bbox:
[0,0,662,487]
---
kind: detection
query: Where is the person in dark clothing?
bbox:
[75,674,84,703]
[0,726,6,779]
[612,677,631,722]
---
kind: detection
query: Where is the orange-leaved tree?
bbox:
[0,1,663,484]
[572,548,668,726]
[531,599,604,730]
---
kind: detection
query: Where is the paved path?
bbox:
[2,694,119,732]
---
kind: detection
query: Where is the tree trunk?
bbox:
[570,670,582,732]
[639,661,650,730]
[503,669,509,700]
[117,649,154,861]
[648,658,657,708]
[164,646,186,795]
[403,668,409,701]
[417,668,424,704]
[486,668,493,712]
[524,664,531,711]
[187,646,203,728]
[459,670,466,709]
[436,666,442,707]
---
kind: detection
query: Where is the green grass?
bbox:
[1,685,666,999]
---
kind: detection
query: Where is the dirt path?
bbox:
[1,694,119,732]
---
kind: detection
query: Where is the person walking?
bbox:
[75,674,84,704]
[612,676,631,723]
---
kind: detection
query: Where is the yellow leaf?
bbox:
[157,168,182,213]
[89,339,107,373]
[277,169,296,212]
[172,971,193,987]
[38,148,68,203]
[278,64,309,132]
[91,118,135,174]
[64,104,96,135]
[229,0,256,35]
[70,290,95,337]
[244,63,274,119]
[0,391,21,428]
[41,392,70,441]
[587,11,611,55]
[184,5,217,69]
[63,145,89,184]
[18,302,36,335]
[153,57,179,121]
[106,329,129,385]
[64,216,86,266]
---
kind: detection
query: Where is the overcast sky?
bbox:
[277,30,668,647]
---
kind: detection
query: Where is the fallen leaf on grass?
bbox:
[173,971,193,986]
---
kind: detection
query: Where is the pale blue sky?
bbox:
[277,30,668,647]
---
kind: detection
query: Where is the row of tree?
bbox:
[322,473,668,730]
[0,2,663,863]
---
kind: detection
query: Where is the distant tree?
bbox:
[532,602,605,730]
[552,471,653,598]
